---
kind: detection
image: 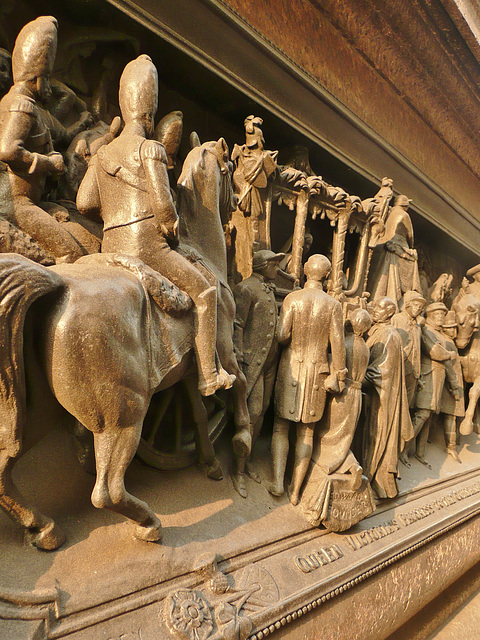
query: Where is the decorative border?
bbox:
[249,509,480,639]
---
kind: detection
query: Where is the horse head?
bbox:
[452,292,480,348]
[177,137,237,278]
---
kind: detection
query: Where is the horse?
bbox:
[0,137,250,550]
[452,291,480,435]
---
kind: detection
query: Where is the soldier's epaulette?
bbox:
[9,95,35,114]
[141,140,167,163]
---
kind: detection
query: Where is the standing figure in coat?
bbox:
[363,297,414,499]
[411,302,460,467]
[232,249,284,497]
[267,254,347,505]
[0,16,84,263]
[301,308,376,530]
[440,311,465,462]
[391,290,426,407]
[77,55,234,397]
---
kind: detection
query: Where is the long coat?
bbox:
[274,283,345,424]
[391,310,422,406]
[363,322,414,499]
[415,324,455,413]
[440,338,465,417]
[233,272,278,396]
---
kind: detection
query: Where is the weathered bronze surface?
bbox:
[1,5,480,640]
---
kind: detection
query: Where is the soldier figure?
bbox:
[440,311,465,462]
[411,302,460,467]
[230,115,278,280]
[0,17,84,263]
[267,254,347,505]
[232,249,284,497]
[77,55,234,396]
[391,291,426,407]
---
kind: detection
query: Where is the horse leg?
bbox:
[91,424,162,542]
[0,450,66,550]
[460,378,480,435]
[182,377,223,480]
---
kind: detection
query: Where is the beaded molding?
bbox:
[249,508,480,639]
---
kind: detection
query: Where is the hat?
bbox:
[119,55,158,122]
[252,250,285,271]
[12,16,57,83]
[466,264,480,278]
[425,302,448,315]
[394,194,412,207]
[403,290,426,306]
[442,310,457,328]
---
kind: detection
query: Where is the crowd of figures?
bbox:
[0,16,479,549]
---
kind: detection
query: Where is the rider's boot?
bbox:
[195,286,235,396]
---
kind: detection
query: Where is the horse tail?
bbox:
[0,254,63,457]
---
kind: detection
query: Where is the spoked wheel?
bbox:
[137,381,227,471]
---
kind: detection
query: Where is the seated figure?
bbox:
[77,55,234,396]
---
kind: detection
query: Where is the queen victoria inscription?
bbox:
[1,9,480,640]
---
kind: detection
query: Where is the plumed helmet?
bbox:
[12,16,57,83]
[303,254,331,281]
[119,55,158,122]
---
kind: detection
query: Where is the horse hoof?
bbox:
[232,473,247,498]
[27,521,66,551]
[135,519,163,543]
[232,429,251,458]
[460,420,473,436]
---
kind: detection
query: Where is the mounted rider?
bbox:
[77,54,234,396]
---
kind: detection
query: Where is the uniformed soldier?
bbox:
[267,254,347,505]
[411,302,460,467]
[77,55,234,397]
[391,290,426,407]
[0,16,84,262]
[232,249,284,496]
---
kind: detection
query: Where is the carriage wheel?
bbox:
[137,383,227,471]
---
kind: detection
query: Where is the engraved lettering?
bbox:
[294,545,344,573]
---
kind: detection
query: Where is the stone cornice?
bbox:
[310,0,480,180]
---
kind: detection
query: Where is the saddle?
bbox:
[77,253,193,314]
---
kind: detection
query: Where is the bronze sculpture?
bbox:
[440,310,465,462]
[391,290,426,407]
[230,115,278,280]
[232,249,284,497]
[0,50,252,548]
[301,308,375,531]
[0,17,85,263]
[367,195,422,304]
[77,55,234,398]
[363,296,414,498]
[411,302,460,468]
[452,289,480,436]
[268,254,347,505]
